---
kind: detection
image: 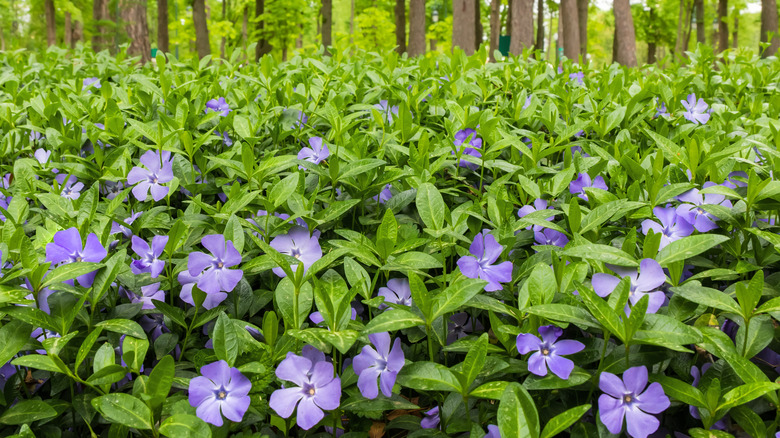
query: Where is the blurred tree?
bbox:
[395,0,406,52]
[192,0,210,57]
[577,0,587,57]
[256,0,271,59]
[694,0,704,44]
[45,0,56,45]
[613,0,637,65]
[760,0,778,55]
[489,0,499,60]
[717,0,727,51]
[158,0,169,52]
[322,0,333,49]
[408,0,426,55]
[356,5,396,51]
[561,0,579,59]
[453,0,476,53]
[509,0,532,53]
[535,0,544,51]
[122,0,150,61]
[92,0,110,51]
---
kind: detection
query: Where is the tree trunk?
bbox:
[93,0,109,51]
[612,24,618,62]
[73,20,82,47]
[577,0,588,59]
[45,0,56,46]
[647,8,656,63]
[682,0,693,52]
[717,0,728,51]
[648,41,656,63]
[550,9,558,61]
[322,0,333,49]
[242,6,248,52]
[507,0,513,34]
[409,0,426,56]
[255,0,270,59]
[122,0,151,62]
[761,0,779,56]
[489,0,500,60]
[732,13,738,48]
[192,0,211,59]
[475,0,484,50]
[674,0,685,58]
[157,0,169,53]
[510,0,533,54]
[560,0,580,61]
[394,0,406,53]
[220,0,227,58]
[613,0,637,66]
[65,12,72,47]
[535,0,544,52]
[0,23,5,51]
[453,0,477,54]
[695,0,705,44]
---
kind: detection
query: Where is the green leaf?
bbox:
[363,308,425,333]
[540,404,591,438]
[459,333,488,393]
[576,284,624,342]
[159,414,212,438]
[524,263,557,306]
[86,365,128,386]
[147,355,175,411]
[656,235,730,267]
[12,355,65,373]
[42,262,103,288]
[416,183,447,230]
[339,158,386,180]
[524,304,601,330]
[716,382,780,413]
[269,173,300,208]
[396,361,461,392]
[0,400,57,425]
[92,393,153,430]
[470,381,509,400]
[212,313,239,367]
[498,382,540,438]
[0,320,32,368]
[430,276,487,321]
[96,319,147,339]
[670,281,741,314]
[654,376,707,407]
[563,244,638,267]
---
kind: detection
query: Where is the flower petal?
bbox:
[269,387,304,419]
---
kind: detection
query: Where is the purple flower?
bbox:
[205,97,231,116]
[126,150,174,202]
[689,365,728,429]
[534,228,568,248]
[215,130,233,147]
[592,259,666,315]
[269,352,342,430]
[189,360,251,426]
[124,283,165,310]
[723,171,748,189]
[284,108,308,129]
[421,406,440,429]
[681,93,710,125]
[310,307,357,326]
[569,72,584,84]
[187,234,243,296]
[485,425,501,438]
[34,149,51,165]
[457,230,513,291]
[374,100,399,124]
[523,96,532,110]
[55,174,83,200]
[298,137,330,167]
[452,129,483,171]
[373,184,393,204]
[269,226,322,278]
[569,173,608,201]
[447,312,483,344]
[83,77,101,90]
[45,227,107,288]
[130,235,169,278]
[598,366,670,438]
[517,199,555,231]
[378,278,412,309]
[641,207,694,250]
[517,325,584,379]
[676,182,732,232]
[110,211,142,238]
[655,100,669,118]
[139,313,167,340]
[30,131,44,143]
[179,270,228,309]
[353,332,405,399]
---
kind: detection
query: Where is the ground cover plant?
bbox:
[0,46,779,437]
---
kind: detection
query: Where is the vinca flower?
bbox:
[569,173,608,201]
[34,149,51,166]
[56,174,83,200]
[569,71,584,84]
[592,259,666,315]
[123,283,165,310]
[353,332,405,399]
[373,184,393,204]
[378,278,412,309]
[269,352,342,430]
[45,227,107,288]
[101,181,125,200]
[269,226,322,278]
[452,128,483,171]
[83,77,101,90]
[447,312,483,344]
[205,97,231,116]
[640,207,694,250]
[485,425,500,438]
[676,182,732,232]
[516,325,584,379]
[457,230,513,291]
[421,406,440,429]
[187,234,243,296]
[30,131,44,143]
[598,366,670,438]
[374,100,399,124]
[110,211,142,238]
[130,235,168,278]
[126,150,174,202]
[179,270,229,309]
[681,93,710,125]
[534,228,568,248]
[215,130,233,147]
[689,364,727,429]
[517,199,555,231]
[189,360,251,427]
[298,137,329,167]
[655,100,670,118]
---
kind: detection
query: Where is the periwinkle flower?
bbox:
[34,149,51,166]
[101,180,125,200]
[373,184,393,204]
[681,93,710,125]
[83,77,101,90]
[689,364,728,429]
[110,211,142,238]
[55,174,83,200]
[457,230,513,291]
[592,259,666,315]
[215,130,233,147]
[189,360,251,427]
[517,199,555,231]
[447,312,483,344]
[485,425,501,438]
[179,270,229,309]
[205,97,231,116]
[298,137,330,167]
[598,366,670,438]
[641,207,694,250]
[655,100,670,118]
[378,278,412,309]
[723,171,748,189]
[187,234,243,296]
[269,226,322,278]
[516,325,584,379]
[130,235,169,278]
[353,332,405,399]
[534,228,569,248]
[127,150,174,202]
[421,406,440,429]
[269,352,342,430]
[676,182,732,232]
[569,71,584,84]
[569,173,608,201]
[45,227,107,288]
[124,283,165,310]
[452,129,483,171]
[310,307,357,326]
[523,96,532,110]
[374,100,399,124]
[30,131,44,143]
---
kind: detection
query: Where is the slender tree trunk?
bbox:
[647,8,656,63]
[718,0,728,51]
[157,0,169,53]
[535,0,544,52]
[761,0,779,56]
[73,20,82,47]
[560,0,580,61]
[648,41,656,63]
[510,0,533,54]
[45,0,56,46]
[322,0,333,49]
[674,0,685,57]
[732,13,738,48]
[453,0,477,54]
[122,0,151,62]
[695,0,705,44]
[65,12,72,47]
[489,0,500,60]
[577,0,587,59]
[613,0,637,66]
[242,6,248,52]
[193,0,211,59]
[612,24,618,62]
[296,24,303,48]
[549,9,557,61]
[93,0,109,51]
[475,0,484,50]
[409,0,426,56]
[507,0,513,34]
[255,0,270,60]
[395,0,407,53]
[682,0,693,52]
[220,0,227,58]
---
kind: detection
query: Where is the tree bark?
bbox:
[535,0,545,52]
[73,20,82,47]
[732,13,738,48]
[695,0,705,44]
[476,0,484,50]
[395,0,406,53]
[220,0,227,58]
[647,8,656,63]
[453,0,477,54]
[560,0,580,61]
[510,0,533,54]
[613,0,637,66]
[322,0,333,49]
[507,0,513,34]
[648,41,656,63]
[0,23,5,51]
[45,0,56,46]
[489,0,500,60]
[122,0,151,62]
[577,0,588,59]
[718,0,728,51]
[761,0,779,56]
[242,5,248,52]
[674,0,685,58]
[193,0,211,59]
[255,0,270,60]
[682,0,693,52]
[93,0,109,51]
[157,0,169,53]
[65,12,72,47]
[409,0,426,56]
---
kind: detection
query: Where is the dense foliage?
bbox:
[0,46,779,437]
